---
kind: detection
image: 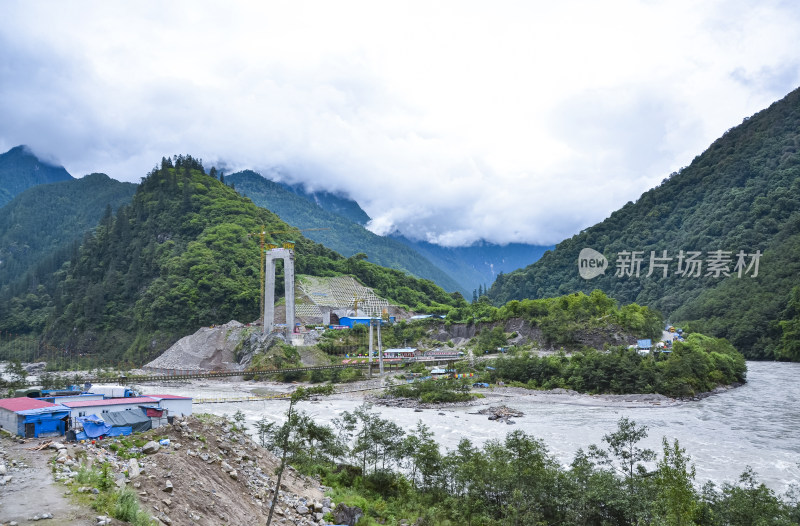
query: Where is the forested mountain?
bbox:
[488,86,800,361]
[276,179,371,225]
[226,170,466,295]
[0,156,465,366]
[0,173,137,287]
[229,170,552,295]
[392,236,553,299]
[0,145,73,207]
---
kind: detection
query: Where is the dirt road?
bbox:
[0,434,101,526]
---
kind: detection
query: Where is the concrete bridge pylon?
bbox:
[263,247,295,338]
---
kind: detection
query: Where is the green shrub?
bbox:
[113,488,154,525]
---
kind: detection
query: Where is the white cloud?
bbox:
[1,0,799,246]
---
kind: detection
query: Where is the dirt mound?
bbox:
[119,415,326,525]
[143,321,258,372]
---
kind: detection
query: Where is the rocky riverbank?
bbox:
[0,414,363,526]
[372,395,484,410]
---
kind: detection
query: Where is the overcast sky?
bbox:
[1,1,799,246]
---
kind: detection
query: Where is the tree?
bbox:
[5,360,27,388]
[597,417,656,481]
[778,286,800,361]
[402,421,442,490]
[266,384,334,526]
[653,438,699,525]
[715,467,788,526]
[590,417,656,523]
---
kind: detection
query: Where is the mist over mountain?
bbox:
[231,170,552,294]
[391,236,553,298]
[0,145,73,207]
[225,170,465,295]
[275,180,371,226]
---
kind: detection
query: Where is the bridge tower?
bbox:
[264,244,296,338]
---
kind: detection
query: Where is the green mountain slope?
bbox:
[392,236,553,297]
[488,87,800,360]
[231,171,552,294]
[0,145,73,207]
[0,156,465,366]
[226,170,467,295]
[0,173,137,287]
[276,179,371,225]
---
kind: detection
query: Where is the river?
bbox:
[142,360,799,493]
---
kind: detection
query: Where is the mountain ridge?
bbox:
[0,172,137,288]
[488,86,800,360]
[226,170,467,295]
[0,156,466,365]
[0,145,73,207]
[231,170,552,293]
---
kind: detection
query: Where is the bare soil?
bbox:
[0,434,106,525]
[1,414,327,526]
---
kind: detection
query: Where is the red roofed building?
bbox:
[0,397,58,412]
[61,397,160,421]
[0,397,71,438]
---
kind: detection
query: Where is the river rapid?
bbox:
[143,360,799,493]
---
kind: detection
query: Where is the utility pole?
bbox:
[377,320,384,375]
[368,320,374,379]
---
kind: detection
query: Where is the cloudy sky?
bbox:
[2,1,799,246]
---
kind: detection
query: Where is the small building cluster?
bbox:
[633,326,686,355]
[382,347,464,361]
[0,385,192,440]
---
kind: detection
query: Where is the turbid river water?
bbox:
[141,360,799,493]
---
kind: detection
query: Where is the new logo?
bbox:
[578,248,608,279]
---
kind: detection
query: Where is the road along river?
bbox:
[137,360,799,493]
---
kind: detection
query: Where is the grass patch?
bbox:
[67,462,155,525]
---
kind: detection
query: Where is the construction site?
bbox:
[141,239,413,375]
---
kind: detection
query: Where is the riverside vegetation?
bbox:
[258,402,800,526]
[481,333,746,398]
[308,289,744,399]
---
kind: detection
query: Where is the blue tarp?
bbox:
[75,432,133,441]
[74,425,131,441]
[106,426,133,437]
[637,339,652,349]
[77,414,112,438]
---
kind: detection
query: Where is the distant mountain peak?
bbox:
[231,168,372,226]
[0,145,73,207]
